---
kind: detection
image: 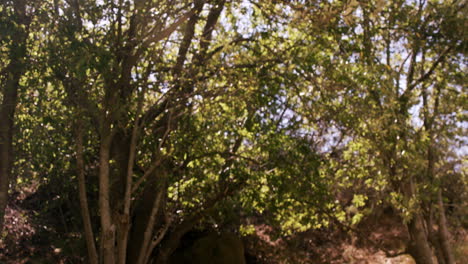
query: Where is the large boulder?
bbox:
[170,232,246,264]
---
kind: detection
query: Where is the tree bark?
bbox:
[117,103,144,264]
[75,120,99,264]
[127,170,166,264]
[0,0,28,233]
[99,119,115,264]
[427,205,446,264]
[0,68,18,234]
[407,213,434,264]
[137,187,164,264]
[0,70,18,234]
[111,129,131,263]
[437,189,455,264]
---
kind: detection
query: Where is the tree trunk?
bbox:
[429,233,445,264]
[437,189,455,264]
[407,213,434,264]
[427,205,446,264]
[137,189,164,264]
[75,120,99,264]
[110,130,131,264]
[127,173,164,264]
[0,72,17,233]
[99,121,116,264]
[0,0,28,232]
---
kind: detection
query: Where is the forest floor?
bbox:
[0,187,467,264]
[243,213,468,264]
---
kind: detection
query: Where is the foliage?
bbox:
[0,0,465,263]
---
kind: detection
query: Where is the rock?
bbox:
[386,254,416,264]
[170,232,246,264]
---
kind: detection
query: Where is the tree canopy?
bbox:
[0,0,466,263]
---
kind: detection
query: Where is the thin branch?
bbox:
[144,220,171,264]
[137,187,164,264]
[173,1,205,75]
[131,111,173,194]
[410,46,452,91]
[135,8,197,59]
[403,46,452,98]
[131,158,164,195]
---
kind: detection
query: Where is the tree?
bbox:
[0,0,31,232]
[45,0,315,263]
[1,0,465,263]
[283,0,466,263]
